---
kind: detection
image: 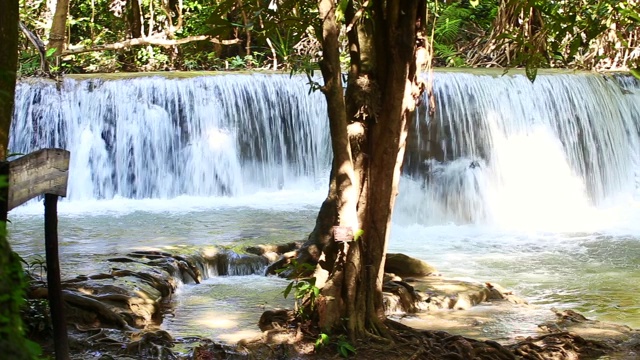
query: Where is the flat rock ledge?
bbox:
[22,245,640,360]
[24,244,297,359]
[382,253,526,315]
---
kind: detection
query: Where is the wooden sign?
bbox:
[7,148,70,210]
[2,148,71,360]
[332,226,354,242]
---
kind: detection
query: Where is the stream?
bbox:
[8,70,640,344]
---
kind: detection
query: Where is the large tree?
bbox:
[294,0,428,338]
[0,0,39,359]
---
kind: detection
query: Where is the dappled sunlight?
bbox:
[218,329,263,343]
[194,310,241,329]
[398,302,549,342]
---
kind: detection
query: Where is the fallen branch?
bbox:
[63,35,240,55]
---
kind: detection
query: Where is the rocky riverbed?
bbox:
[22,242,640,359]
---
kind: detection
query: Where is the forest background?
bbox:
[17,0,640,78]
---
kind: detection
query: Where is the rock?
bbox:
[485,282,528,305]
[258,309,291,331]
[383,281,421,313]
[385,253,437,277]
[245,242,300,256]
[384,272,403,282]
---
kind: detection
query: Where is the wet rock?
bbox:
[245,242,300,256]
[264,250,298,276]
[258,309,292,331]
[385,253,438,277]
[384,280,423,313]
[383,276,527,315]
[227,253,269,276]
[485,282,527,305]
[384,272,403,282]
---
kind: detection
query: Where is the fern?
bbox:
[434,43,457,58]
[434,3,472,43]
[435,18,462,43]
[434,4,473,44]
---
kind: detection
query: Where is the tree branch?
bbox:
[63,35,240,55]
[19,22,50,74]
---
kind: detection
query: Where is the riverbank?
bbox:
[21,242,640,359]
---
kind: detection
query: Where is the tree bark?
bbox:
[49,0,70,55]
[128,0,144,39]
[302,0,427,340]
[0,1,38,358]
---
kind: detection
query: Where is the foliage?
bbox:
[336,335,356,357]
[314,333,356,358]
[277,259,319,317]
[473,0,640,79]
[19,254,47,280]
[15,0,639,74]
[0,213,43,359]
[17,0,320,73]
[428,0,499,67]
[21,299,52,341]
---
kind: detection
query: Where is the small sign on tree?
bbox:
[332,226,354,242]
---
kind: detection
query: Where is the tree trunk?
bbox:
[0,1,38,358]
[49,0,70,55]
[128,0,144,39]
[301,0,427,339]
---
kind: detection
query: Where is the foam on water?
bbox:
[10,189,327,217]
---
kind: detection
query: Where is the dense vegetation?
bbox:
[17,0,639,76]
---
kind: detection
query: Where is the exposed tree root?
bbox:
[61,290,130,329]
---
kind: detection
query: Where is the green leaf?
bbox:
[45,48,57,57]
[297,282,310,292]
[469,0,479,7]
[283,281,294,298]
[339,346,348,357]
[620,9,640,23]
[353,229,364,241]
[525,61,538,83]
[630,68,640,80]
[315,333,329,348]
[300,263,315,271]
[342,342,356,352]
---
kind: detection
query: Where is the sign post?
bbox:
[5,148,70,360]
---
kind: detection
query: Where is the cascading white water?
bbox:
[11,72,640,230]
[11,74,331,200]
[398,72,640,230]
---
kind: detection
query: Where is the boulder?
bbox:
[385,253,437,277]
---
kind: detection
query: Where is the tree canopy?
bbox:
[16,0,639,76]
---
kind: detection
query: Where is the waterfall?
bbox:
[11,72,640,229]
[11,74,331,200]
[399,72,640,229]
